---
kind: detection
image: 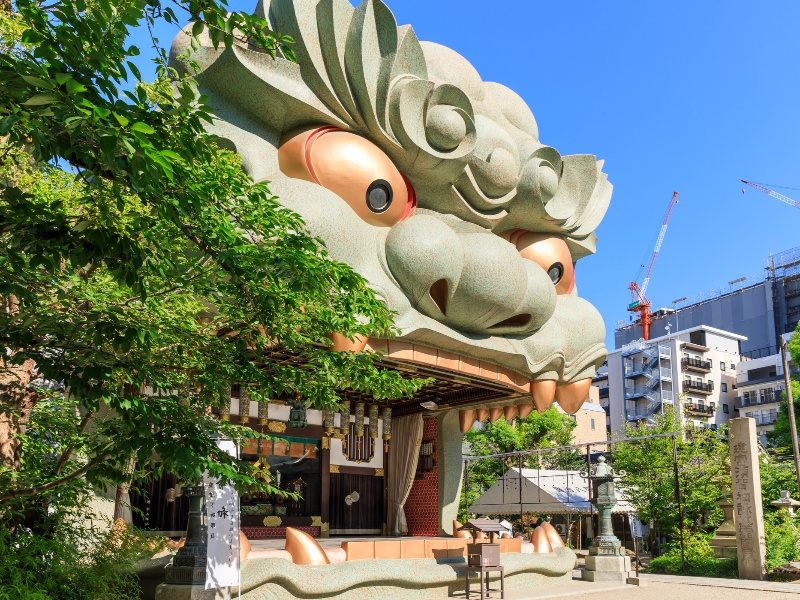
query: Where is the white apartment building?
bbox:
[592,363,611,434]
[735,332,795,445]
[601,325,744,436]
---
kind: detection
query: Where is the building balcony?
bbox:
[683,380,714,395]
[735,392,782,409]
[598,387,609,399]
[682,357,712,373]
[681,341,710,352]
[685,403,714,416]
[752,416,778,427]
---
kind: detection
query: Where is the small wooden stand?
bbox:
[465,565,504,599]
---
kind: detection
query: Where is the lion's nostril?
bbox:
[490,313,531,329]
[429,279,449,315]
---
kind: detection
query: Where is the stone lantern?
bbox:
[580,456,630,583]
[163,485,207,585]
[771,490,800,515]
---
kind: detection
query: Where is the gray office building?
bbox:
[615,245,800,357]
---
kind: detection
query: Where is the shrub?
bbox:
[647,530,738,578]
[0,513,160,600]
[765,511,800,571]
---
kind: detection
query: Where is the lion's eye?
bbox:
[278,126,415,226]
[547,262,563,285]
[366,179,393,213]
[501,230,575,295]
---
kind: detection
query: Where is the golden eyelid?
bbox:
[502,231,575,295]
[278,127,409,227]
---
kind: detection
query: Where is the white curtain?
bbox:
[387,414,423,535]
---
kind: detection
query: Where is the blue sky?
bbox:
[134,1,800,348]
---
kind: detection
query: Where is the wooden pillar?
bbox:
[320,437,331,537]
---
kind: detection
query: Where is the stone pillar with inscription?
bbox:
[729,418,767,580]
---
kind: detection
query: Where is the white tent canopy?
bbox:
[469,467,635,516]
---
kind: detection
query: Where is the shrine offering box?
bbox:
[467,543,499,567]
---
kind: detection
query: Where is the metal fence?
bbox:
[461,432,686,563]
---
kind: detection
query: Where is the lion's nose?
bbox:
[385,214,556,335]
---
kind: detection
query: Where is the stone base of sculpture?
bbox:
[582,538,629,583]
[155,584,232,600]
[710,496,738,559]
[582,555,630,583]
[709,535,737,559]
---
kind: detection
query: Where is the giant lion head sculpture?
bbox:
[170,0,611,415]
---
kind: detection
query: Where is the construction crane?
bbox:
[741,180,800,210]
[628,191,680,340]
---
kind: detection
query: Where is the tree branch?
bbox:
[51,409,95,476]
[0,456,106,502]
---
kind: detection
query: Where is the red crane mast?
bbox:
[627,192,679,340]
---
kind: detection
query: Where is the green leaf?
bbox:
[161,150,182,161]
[21,75,49,87]
[98,0,112,18]
[73,221,91,232]
[113,112,129,127]
[54,73,73,85]
[192,20,205,37]
[131,122,155,134]
[66,79,87,95]
[0,115,20,135]
[24,93,59,106]
[99,136,116,155]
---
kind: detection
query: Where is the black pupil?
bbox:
[366,179,393,213]
[548,262,563,285]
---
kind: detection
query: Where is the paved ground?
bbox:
[484,573,800,599]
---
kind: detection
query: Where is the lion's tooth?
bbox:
[531,380,556,413]
[554,379,591,414]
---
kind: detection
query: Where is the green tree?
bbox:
[460,408,578,523]
[611,408,729,555]
[767,326,800,450]
[0,0,426,521]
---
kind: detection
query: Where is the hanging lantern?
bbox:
[257,397,269,425]
[381,405,392,451]
[369,404,379,439]
[239,386,251,424]
[323,407,336,434]
[288,393,307,429]
[219,387,231,421]
[339,401,351,436]
[354,402,365,437]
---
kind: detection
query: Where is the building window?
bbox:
[723,404,729,414]
[731,363,735,370]
[684,353,689,361]
[721,383,728,392]
[720,362,726,371]
[710,402,716,410]
[591,418,596,430]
